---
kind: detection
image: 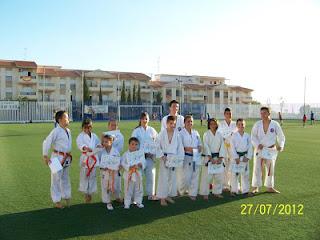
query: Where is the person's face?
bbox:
[170,103,179,115]
[108,121,117,130]
[167,120,176,130]
[237,121,245,132]
[209,120,218,131]
[141,116,149,126]
[83,123,92,134]
[185,117,193,129]
[224,111,232,121]
[102,138,113,148]
[59,113,69,127]
[128,141,138,152]
[260,110,270,120]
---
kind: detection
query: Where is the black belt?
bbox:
[185,152,193,157]
[237,151,247,157]
[205,152,219,166]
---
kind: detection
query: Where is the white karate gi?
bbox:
[43,125,72,203]
[161,114,185,131]
[251,120,285,188]
[199,130,226,195]
[230,131,253,194]
[177,128,202,197]
[131,126,158,197]
[156,129,185,199]
[76,131,101,195]
[121,150,146,207]
[103,130,124,199]
[99,147,121,204]
[217,120,237,190]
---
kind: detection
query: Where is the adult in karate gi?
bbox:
[76,118,102,203]
[251,107,285,194]
[131,112,158,200]
[177,115,202,200]
[156,116,185,206]
[199,118,226,199]
[230,118,253,196]
[43,110,72,208]
[217,107,237,192]
[161,100,185,131]
[103,119,124,202]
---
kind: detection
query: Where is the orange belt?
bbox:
[53,150,72,166]
[82,152,97,177]
[127,166,140,191]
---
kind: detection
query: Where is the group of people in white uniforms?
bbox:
[42,101,285,210]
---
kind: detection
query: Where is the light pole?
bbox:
[117,73,120,122]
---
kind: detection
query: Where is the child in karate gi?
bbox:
[177,115,202,200]
[230,118,253,196]
[43,110,72,208]
[199,118,226,200]
[131,112,158,200]
[99,134,121,211]
[76,118,102,203]
[121,137,146,209]
[156,116,185,206]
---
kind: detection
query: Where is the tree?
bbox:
[251,99,261,105]
[137,84,142,104]
[299,104,311,115]
[99,85,103,104]
[83,77,90,102]
[126,88,132,104]
[120,81,126,104]
[132,84,136,104]
[154,91,162,104]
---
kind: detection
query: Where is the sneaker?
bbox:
[124,204,130,209]
[137,203,144,208]
[106,203,114,211]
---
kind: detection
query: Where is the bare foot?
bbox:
[252,187,259,194]
[55,202,64,209]
[116,198,124,203]
[214,194,224,198]
[203,195,209,201]
[189,196,196,201]
[222,188,230,193]
[160,199,168,206]
[230,192,237,197]
[267,188,280,193]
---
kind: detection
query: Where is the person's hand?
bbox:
[198,146,202,153]
[235,158,240,164]
[83,146,92,152]
[217,157,223,164]
[161,156,167,161]
[184,147,193,152]
[243,157,249,162]
[138,163,143,168]
[276,146,283,152]
[96,144,103,148]
[211,158,217,164]
[258,144,264,150]
[43,156,50,165]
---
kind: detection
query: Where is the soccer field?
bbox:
[0,120,319,240]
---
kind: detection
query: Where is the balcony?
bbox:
[18,76,37,85]
[190,96,205,101]
[19,91,37,100]
[38,82,56,92]
[100,85,114,92]
[141,86,151,93]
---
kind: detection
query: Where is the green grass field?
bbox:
[0,120,319,240]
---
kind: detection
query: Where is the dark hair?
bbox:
[82,118,92,128]
[129,137,139,144]
[108,119,117,125]
[136,112,149,128]
[103,134,114,141]
[169,100,179,107]
[260,106,270,113]
[207,118,218,130]
[236,118,245,124]
[55,110,67,123]
[184,114,193,123]
[224,107,231,113]
[167,115,176,123]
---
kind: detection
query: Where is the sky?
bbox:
[0,0,319,104]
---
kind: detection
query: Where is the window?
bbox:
[60,83,66,95]
[5,76,12,87]
[224,92,229,99]
[215,91,220,98]
[5,92,13,100]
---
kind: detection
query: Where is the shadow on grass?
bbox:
[0,194,254,240]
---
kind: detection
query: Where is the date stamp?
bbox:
[240,203,304,216]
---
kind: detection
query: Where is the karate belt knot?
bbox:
[127,166,141,191]
[205,152,219,166]
[104,169,116,193]
[53,150,72,167]
[82,151,97,177]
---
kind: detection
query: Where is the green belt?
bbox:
[237,151,247,157]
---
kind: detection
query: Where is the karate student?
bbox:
[177,115,202,200]
[251,107,285,194]
[103,119,124,203]
[230,119,253,196]
[76,118,101,203]
[156,116,185,206]
[43,110,72,208]
[131,112,158,200]
[161,100,185,131]
[121,137,146,209]
[217,107,237,192]
[99,134,121,211]
[199,118,226,200]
